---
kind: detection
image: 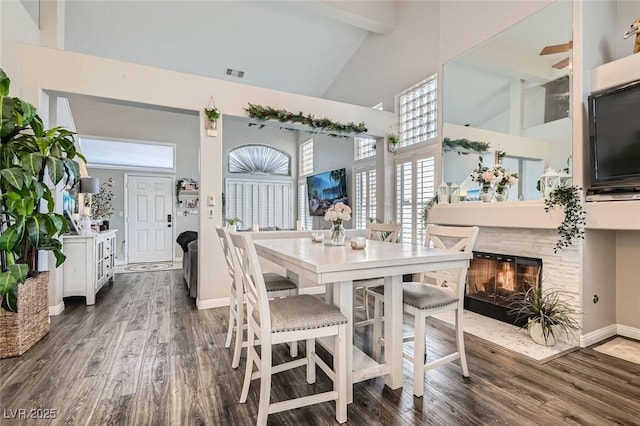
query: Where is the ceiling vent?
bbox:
[226,68,245,78]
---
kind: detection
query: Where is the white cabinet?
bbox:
[62,230,117,305]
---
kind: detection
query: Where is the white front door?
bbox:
[127,175,173,263]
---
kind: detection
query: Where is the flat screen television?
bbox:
[306,168,348,216]
[588,79,640,193]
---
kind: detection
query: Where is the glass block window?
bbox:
[79,137,175,171]
[354,136,376,161]
[300,139,314,176]
[354,166,377,229]
[395,153,435,245]
[398,74,438,148]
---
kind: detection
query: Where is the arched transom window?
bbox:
[228,144,291,176]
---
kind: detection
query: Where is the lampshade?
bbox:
[80,177,100,194]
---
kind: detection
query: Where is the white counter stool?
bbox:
[369,224,479,397]
[216,227,298,369]
[353,222,401,327]
[230,232,348,425]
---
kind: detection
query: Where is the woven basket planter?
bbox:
[0,272,50,358]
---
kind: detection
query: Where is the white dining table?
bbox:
[253,237,472,402]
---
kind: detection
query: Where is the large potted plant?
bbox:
[0,69,84,357]
[509,284,579,347]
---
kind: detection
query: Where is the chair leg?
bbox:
[412,310,426,397]
[239,343,254,404]
[257,346,272,426]
[231,300,244,369]
[289,341,298,358]
[306,338,316,384]
[335,326,347,424]
[364,289,371,320]
[372,294,383,362]
[456,307,469,377]
[224,303,234,348]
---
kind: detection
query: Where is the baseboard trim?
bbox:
[580,324,617,347]
[197,297,230,310]
[196,286,326,310]
[49,302,65,316]
[617,324,640,340]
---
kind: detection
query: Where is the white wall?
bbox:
[0,0,40,92]
[68,96,200,261]
[323,0,439,111]
[616,231,640,330]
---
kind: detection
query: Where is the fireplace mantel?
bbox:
[429,201,564,229]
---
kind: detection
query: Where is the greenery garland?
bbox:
[443,137,490,155]
[244,103,367,138]
[420,196,438,228]
[544,185,586,253]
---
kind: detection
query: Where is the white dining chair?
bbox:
[353,222,401,327]
[370,224,479,397]
[230,232,348,425]
[216,227,298,369]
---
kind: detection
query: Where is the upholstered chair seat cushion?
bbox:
[370,283,458,310]
[267,295,347,333]
[262,273,298,293]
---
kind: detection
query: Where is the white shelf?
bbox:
[585,200,640,230]
[429,200,563,229]
[179,190,199,196]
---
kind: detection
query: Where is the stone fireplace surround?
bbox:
[433,224,581,361]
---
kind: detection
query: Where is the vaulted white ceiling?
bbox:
[64,1,388,97]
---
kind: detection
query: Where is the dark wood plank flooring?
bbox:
[1,270,639,425]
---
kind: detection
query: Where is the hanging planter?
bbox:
[388,133,399,153]
[204,96,220,137]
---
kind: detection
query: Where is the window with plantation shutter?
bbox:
[354,166,377,229]
[298,181,313,231]
[398,75,438,148]
[395,153,435,245]
[225,179,293,229]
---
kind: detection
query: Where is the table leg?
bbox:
[332,280,353,404]
[384,275,403,389]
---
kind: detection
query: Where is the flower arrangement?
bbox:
[324,202,351,245]
[324,202,351,224]
[493,165,519,189]
[204,107,220,121]
[470,162,496,188]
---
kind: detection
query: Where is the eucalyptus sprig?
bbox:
[443,137,490,155]
[420,196,438,228]
[544,185,586,253]
[244,103,367,138]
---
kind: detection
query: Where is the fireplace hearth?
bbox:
[465,251,542,326]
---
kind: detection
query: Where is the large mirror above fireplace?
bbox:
[442,1,572,200]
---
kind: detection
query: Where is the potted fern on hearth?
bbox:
[0,69,84,357]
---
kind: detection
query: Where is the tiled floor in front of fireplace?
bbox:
[433,310,577,363]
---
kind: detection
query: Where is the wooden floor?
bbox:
[1,270,639,426]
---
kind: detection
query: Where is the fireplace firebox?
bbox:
[465,251,542,326]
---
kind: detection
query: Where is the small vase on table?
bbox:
[481,184,493,202]
[495,185,509,202]
[330,222,346,246]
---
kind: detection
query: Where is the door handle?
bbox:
[167,214,172,223]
